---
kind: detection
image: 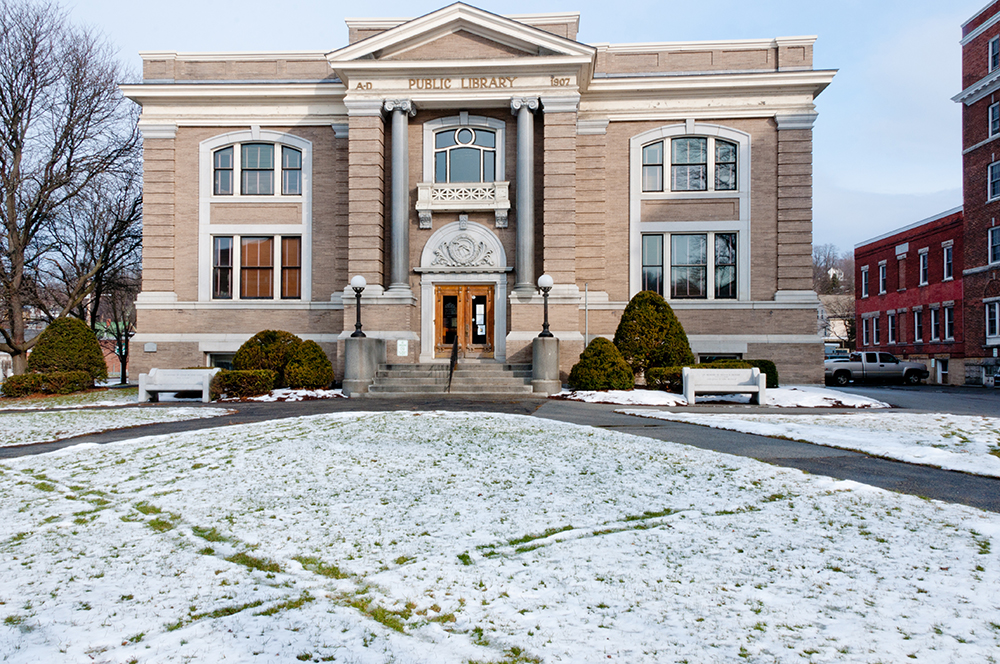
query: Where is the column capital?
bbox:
[511,97,540,114]
[384,99,417,117]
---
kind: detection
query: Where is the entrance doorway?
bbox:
[435,285,494,358]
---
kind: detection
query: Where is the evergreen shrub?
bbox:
[746,359,779,388]
[232,330,302,388]
[568,337,634,391]
[1,374,43,398]
[26,317,108,382]
[646,360,754,394]
[211,370,276,399]
[286,341,334,389]
[613,291,694,376]
[41,371,94,394]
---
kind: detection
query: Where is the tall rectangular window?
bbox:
[281,237,301,299]
[918,251,929,285]
[282,147,302,196]
[240,237,273,298]
[861,267,869,297]
[888,313,896,344]
[714,233,737,299]
[878,263,887,293]
[641,234,664,295]
[987,302,999,338]
[212,236,233,299]
[931,308,941,341]
[641,142,664,192]
[862,318,870,346]
[991,36,1000,72]
[943,245,953,280]
[670,234,708,298]
[241,144,274,195]
[944,306,955,340]
[671,138,707,191]
[715,140,737,191]
[990,162,1000,200]
[213,147,234,196]
[991,227,1000,264]
[873,315,881,345]
[992,103,1000,137]
[914,310,924,342]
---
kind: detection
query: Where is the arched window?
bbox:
[211,143,303,197]
[642,136,738,193]
[433,126,497,183]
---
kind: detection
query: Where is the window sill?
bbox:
[416,181,510,228]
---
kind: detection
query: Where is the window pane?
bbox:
[281,237,301,299]
[242,169,274,195]
[991,228,1000,263]
[642,165,663,192]
[642,235,664,295]
[642,142,663,166]
[213,237,233,299]
[282,146,301,169]
[715,140,737,164]
[672,234,707,265]
[214,169,232,196]
[715,163,737,191]
[483,151,496,182]
[671,165,706,191]
[214,147,234,169]
[242,143,273,170]
[435,130,456,148]
[435,152,447,183]
[992,105,1000,136]
[456,128,474,144]
[449,147,481,182]
[672,138,706,165]
[241,237,273,299]
[715,233,737,299]
[670,234,707,299]
[474,130,495,148]
[282,169,301,196]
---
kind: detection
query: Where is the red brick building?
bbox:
[855,208,964,384]
[955,2,1000,384]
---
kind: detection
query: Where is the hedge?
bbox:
[646,360,754,394]
[41,371,94,395]
[613,291,694,376]
[286,340,334,389]
[568,337,634,391]
[1,374,44,398]
[746,359,780,388]
[210,370,276,399]
[233,330,302,389]
[26,317,107,382]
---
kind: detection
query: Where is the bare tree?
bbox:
[813,243,855,295]
[102,268,138,384]
[0,0,139,374]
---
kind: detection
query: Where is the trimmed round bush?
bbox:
[746,359,780,388]
[568,337,634,391]
[286,341,334,389]
[40,371,94,394]
[232,330,303,389]
[613,291,694,376]
[210,369,276,399]
[1,374,44,398]
[26,317,108,382]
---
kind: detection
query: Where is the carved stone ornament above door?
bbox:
[419,220,508,273]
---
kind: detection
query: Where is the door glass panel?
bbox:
[442,296,458,345]
[471,296,487,344]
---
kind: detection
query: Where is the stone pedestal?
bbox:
[343,337,386,397]
[532,336,561,395]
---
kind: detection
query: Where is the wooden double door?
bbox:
[434,284,494,358]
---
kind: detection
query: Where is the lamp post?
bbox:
[537,274,553,338]
[350,275,367,338]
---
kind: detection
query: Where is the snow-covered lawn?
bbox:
[0,407,230,448]
[623,410,1000,479]
[1,412,997,663]
[221,388,345,403]
[560,385,890,408]
[0,388,139,411]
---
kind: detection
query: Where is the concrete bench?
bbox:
[682,367,766,405]
[138,368,220,403]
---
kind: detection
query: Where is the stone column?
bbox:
[385,99,416,294]
[511,97,539,292]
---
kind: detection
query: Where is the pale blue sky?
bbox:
[67,0,984,253]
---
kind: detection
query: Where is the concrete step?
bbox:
[375,370,532,379]
[367,383,534,394]
[372,376,531,386]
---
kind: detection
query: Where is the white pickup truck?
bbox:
[824,352,929,387]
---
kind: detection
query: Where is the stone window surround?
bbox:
[198,129,313,303]
[629,122,751,301]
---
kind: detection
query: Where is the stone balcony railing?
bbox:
[416,181,510,229]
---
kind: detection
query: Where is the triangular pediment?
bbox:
[328,3,595,63]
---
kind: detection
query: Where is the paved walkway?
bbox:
[2,394,999,514]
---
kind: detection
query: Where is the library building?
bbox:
[123,3,835,387]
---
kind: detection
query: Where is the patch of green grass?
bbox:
[507,525,573,547]
[226,552,281,574]
[394,555,414,565]
[33,482,55,492]
[623,508,676,522]
[457,551,473,566]
[134,502,162,515]
[165,620,184,632]
[466,646,542,664]
[192,525,226,542]
[198,547,215,556]
[3,615,24,626]
[293,556,347,579]
[126,632,144,644]
[147,517,175,533]
[348,596,411,633]
[255,593,314,617]
[10,532,30,543]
